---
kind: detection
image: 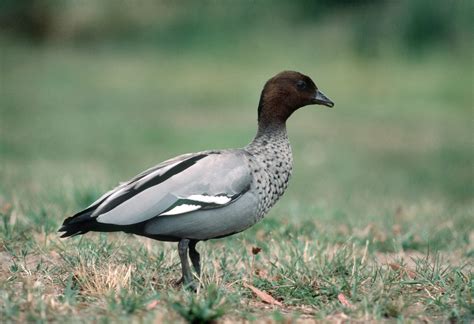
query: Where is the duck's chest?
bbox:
[246,140,293,218]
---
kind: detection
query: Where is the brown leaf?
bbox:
[254,268,268,279]
[392,224,402,236]
[395,205,404,219]
[243,282,282,306]
[389,263,416,279]
[337,224,350,235]
[406,269,417,279]
[252,246,262,255]
[337,293,354,309]
[146,300,159,310]
[0,202,12,215]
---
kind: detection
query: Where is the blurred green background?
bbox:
[0,0,472,241]
[0,1,473,321]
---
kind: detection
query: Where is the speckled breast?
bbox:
[245,133,293,220]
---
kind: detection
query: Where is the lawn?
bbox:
[0,35,472,322]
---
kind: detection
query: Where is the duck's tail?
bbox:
[58,206,98,238]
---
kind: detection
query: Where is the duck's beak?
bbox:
[313,90,334,108]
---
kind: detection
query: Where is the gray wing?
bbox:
[92,151,252,226]
[83,152,197,210]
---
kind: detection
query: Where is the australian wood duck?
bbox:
[59,71,334,289]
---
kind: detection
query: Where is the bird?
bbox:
[59,70,334,290]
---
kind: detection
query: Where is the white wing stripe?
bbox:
[160,204,201,216]
[187,194,231,205]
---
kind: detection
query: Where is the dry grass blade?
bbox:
[74,263,134,297]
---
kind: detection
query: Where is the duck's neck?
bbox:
[245,121,290,155]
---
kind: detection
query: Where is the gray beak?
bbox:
[313,90,334,108]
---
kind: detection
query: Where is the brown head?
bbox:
[257,71,334,126]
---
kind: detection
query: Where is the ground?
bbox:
[0,37,472,322]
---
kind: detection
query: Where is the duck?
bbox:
[59,70,334,289]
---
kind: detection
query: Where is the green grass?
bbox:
[0,32,472,322]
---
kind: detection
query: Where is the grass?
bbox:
[0,29,472,322]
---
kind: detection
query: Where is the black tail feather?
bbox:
[58,206,97,238]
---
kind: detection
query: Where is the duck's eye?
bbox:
[296,80,307,90]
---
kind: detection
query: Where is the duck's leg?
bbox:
[178,239,195,290]
[189,240,200,277]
